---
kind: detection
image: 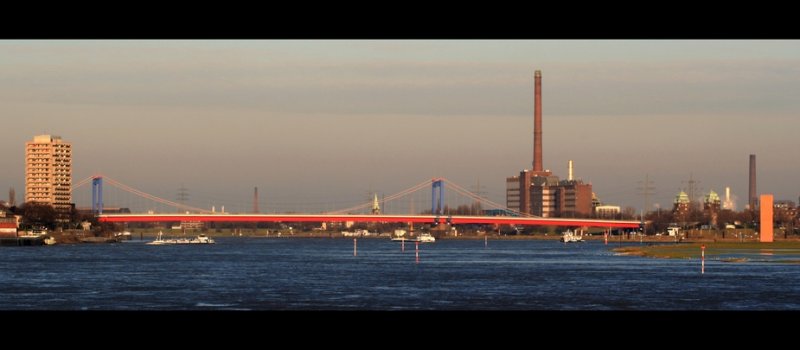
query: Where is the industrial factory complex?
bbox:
[0,69,796,242]
[505,70,593,218]
[503,70,795,242]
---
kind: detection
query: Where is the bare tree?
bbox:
[646,209,675,234]
[18,202,57,230]
[621,206,637,220]
[777,209,796,239]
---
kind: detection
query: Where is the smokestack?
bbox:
[749,154,756,210]
[533,70,543,172]
[568,160,573,181]
[253,187,259,213]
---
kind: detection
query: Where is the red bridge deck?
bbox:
[98,214,640,228]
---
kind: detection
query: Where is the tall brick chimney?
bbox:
[533,70,543,172]
[253,186,259,213]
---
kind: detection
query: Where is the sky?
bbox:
[1,40,799,213]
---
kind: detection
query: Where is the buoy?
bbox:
[701,244,705,274]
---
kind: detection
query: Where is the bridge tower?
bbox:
[432,179,444,215]
[91,176,103,215]
[371,193,381,215]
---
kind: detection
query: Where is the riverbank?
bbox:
[47,230,120,244]
[121,230,571,240]
[119,228,800,242]
[613,241,800,263]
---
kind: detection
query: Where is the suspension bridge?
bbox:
[72,175,639,229]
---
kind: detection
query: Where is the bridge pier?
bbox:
[432,179,444,215]
[91,177,103,215]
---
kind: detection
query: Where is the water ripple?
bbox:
[0,238,798,310]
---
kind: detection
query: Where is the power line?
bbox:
[176,184,189,204]
[636,174,656,229]
[470,178,489,216]
[682,173,702,211]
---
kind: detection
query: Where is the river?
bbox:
[0,238,797,310]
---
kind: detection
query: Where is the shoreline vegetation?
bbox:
[38,228,800,254]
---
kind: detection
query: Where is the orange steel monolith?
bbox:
[760,194,773,242]
[749,155,757,210]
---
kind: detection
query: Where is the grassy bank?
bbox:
[613,241,800,263]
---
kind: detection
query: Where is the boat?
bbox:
[114,231,132,241]
[390,232,435,243]
[341,229,373,237]
[80,236,119,243]
[190,234,215,244]
[417,232,436,243]
[147,231,215,245]
[0,234,45,246]
[560,229,585,243]
[390,229,408,241]
[146,231,168,245]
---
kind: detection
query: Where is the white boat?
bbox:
[560,229,585,243]
[190,234,215,244]
[146,232,215,245]
[391,232,436,243]
[390,229,408,241]
[417,232,436,243]
[19,227,48,238]
[342,229,373,237]
[146,231,168,245]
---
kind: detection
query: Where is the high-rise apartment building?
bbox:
[25,135,72,215]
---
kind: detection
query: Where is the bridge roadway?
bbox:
[98,214,640,228]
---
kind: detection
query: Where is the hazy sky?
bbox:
[1,40,799,213]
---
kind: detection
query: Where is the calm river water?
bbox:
[1,238,798,310]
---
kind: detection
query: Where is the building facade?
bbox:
[595,205,621,218]
[530,175,559,217]
[673,190,691,222]
[0,209,18,237]
[25,135,72,216]
[507,170,593,218]
[557,180,593,217]
[505,175,520,211]
[774,200,797,228]
[703,190,721,226]
[179,220,205,230]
